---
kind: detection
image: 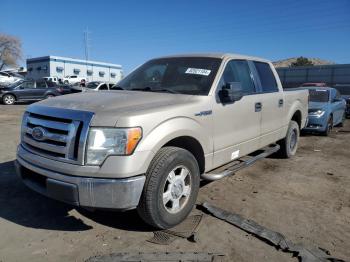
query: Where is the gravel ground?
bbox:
[0,104,349,262]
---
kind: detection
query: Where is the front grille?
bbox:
[21,106,94,165]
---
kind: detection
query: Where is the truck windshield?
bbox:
[308,89,329,102]
[117,57,222,95]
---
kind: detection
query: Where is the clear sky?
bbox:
[1,0,350,73]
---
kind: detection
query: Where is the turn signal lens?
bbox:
[126,127,142,155]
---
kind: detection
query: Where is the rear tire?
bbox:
[137,146,200,229]
[45,94,55,99]
[2,94,16,105]
[277,120,299,158]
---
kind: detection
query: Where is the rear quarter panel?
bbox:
[283,89,309,132]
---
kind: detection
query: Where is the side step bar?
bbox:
[201,144,280,181]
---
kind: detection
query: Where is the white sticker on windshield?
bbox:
[185,68,211,76]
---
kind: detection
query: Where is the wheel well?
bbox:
[163,136,205,174]
[291,110,302,129]
[3,93,17,100]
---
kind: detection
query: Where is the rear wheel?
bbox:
[45,94,55,99]
[2,94,16,105]
[277,120,299,158]
[322,116,333,136]
[137,147,200,229]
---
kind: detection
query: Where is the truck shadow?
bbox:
[0,160,152,232]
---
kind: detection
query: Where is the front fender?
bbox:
[136,116,212,156]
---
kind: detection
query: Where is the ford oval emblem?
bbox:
[32,126,46,141]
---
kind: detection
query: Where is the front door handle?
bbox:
[255,102,262,112]
[278,99,284,107]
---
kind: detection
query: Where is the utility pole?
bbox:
[84,27,91,81]
[84,27,91,61]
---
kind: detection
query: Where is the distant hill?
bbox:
[273,57,335,68]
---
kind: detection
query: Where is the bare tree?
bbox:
[0,34,22,70]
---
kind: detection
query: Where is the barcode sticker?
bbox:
[185,68,211,76]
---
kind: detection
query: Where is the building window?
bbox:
[42,66,48,71]
[73,68,80,75]
[110,72,116,78]
[99,71,105,77]
[56,66,64,72]
[87,70,93,76]
[36,66,41,70]
[28,68,33,72]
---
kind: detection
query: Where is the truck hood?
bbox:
[32,90,194,126]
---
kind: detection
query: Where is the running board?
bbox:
[201,144,280,181]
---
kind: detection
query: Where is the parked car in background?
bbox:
[341,95,350,118]
[43,76,60,84]
[62,75,85,85]
[334,84,350,118]
[301,82,327,87]
[0,80,67,105]
[302,87,346,135]
[84,81,115,91]
[0,71,23,86]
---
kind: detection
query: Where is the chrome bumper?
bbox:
[15,156,145,210]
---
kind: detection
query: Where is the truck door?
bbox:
[212,59,262,168]
[252,61,284,147]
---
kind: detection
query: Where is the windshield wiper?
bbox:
[131,86,178,94]
[112,86,125,90]
[131,87,152,91]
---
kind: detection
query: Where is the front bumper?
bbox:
[302,115,327,132]
[15,155,146,210]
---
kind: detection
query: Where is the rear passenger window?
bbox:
[222,60,256,95]
[254,62,278,93]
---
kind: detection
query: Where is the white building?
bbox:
[26,56,123,83]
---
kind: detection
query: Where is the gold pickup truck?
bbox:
[16,53,308,229]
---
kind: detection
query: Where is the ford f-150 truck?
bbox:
[15,53,308,229]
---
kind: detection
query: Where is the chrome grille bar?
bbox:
[21,105,94,165]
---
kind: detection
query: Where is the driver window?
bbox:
[220,60,256,95]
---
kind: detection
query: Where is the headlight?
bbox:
[86,127,142,165]
[308,109,325,117]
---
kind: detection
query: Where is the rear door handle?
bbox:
[255,102,262,112]
[278,99,284,107]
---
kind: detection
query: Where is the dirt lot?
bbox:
[0,104,349,262]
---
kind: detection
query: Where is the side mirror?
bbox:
[219,82,243,103]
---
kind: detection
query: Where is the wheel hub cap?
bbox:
[163,165,192,214]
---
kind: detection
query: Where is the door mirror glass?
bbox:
[219,82,243,103]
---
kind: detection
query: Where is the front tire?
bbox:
[277,120,300,158]
[137,147,200,229]
[322,116,333,136]
[2,94,16,105]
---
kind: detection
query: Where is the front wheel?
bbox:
[137,147,200,229]
[322,116,333,136]
[2,94,16,105]
[277,120,300,158]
